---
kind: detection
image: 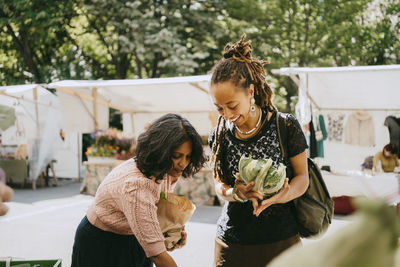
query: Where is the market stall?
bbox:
[275,65,400,171]
[0,84,62,189]
[275,65,400,207]
[48,75,214,136]
[48,75,217,199]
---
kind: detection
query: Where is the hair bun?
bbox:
[223,34,253,61]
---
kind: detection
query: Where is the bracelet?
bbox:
[232,185,247,203]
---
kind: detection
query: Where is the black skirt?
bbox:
[71,216,153,267]
[214,234,300,267]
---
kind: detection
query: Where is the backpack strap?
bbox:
[275,111,289,160]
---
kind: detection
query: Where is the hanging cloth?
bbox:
[384,116,400,157]
[316,114,328,158]
[344,110,375,147]
[327,113,345,142]
[309,118,318,159]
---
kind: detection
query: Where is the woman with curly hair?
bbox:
[209,35,309,267]
[72,113,206,267]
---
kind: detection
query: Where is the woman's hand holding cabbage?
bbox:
[236,155,289,216]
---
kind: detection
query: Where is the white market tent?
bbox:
[275,64,400,171]
[0,84,63,185]
[47,75,216,179]
[48,75,215,136]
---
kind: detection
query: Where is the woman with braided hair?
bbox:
[209,35,309,267]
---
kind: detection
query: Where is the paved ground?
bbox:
[1,179,223,266]
[9,179,222,225]
[1,180,350,267]
[10,179,82,203]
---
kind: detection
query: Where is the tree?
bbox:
[0,0,78,84]
[70,0,224,79]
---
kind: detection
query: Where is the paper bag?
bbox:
[156,193,195,250]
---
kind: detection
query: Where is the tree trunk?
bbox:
[6,24,42,82]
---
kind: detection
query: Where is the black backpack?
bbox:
[276,112,334,238]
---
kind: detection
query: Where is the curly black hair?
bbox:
[210,34,275,183]
[135,113,206,182]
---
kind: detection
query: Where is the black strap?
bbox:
[275,111,289,160]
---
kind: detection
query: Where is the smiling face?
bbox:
[210,81,254,128]
[168,140,193,178]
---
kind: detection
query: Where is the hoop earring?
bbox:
[250,97,256,118]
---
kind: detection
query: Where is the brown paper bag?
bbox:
[156,193,195,250]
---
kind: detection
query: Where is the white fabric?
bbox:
[344,111,375,147]
[280,65,400,110]
[322,171,398,200]
[53,132,82,179]
[0,85,62,180]
[295,73,311,126]
[58,88,109,133]
[49,75,214,136]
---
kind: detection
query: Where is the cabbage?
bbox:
[238,155,286,197]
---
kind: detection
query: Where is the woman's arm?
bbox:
[151,251,178,267]
[254,150,309,216]
[286,150,309,198]
[373,153,379,172]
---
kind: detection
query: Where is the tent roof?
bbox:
[0,84,55,107]
[48,75,213,113]
[48,75,211,88]
[278,65,400,110]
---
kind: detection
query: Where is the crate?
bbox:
[0,259,61,267]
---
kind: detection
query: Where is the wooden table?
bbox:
[0,158,29,187]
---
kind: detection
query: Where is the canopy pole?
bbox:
[32,87,40,189]
[130,113,135,137]
[189,82,208,94]
[92,87,99,130]
[289,74,300,86]
[77,132,81,181]
[55,87,135,114]
[0,90,53,108]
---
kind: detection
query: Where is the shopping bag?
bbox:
[156,192,195,250]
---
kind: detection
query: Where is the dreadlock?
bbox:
[210,34,276,183]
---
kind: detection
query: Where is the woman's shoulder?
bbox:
[276,111,300,126]
[102,159,158,189]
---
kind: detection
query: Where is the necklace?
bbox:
[235,107,262,135]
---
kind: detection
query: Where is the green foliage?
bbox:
[0,0,79,84]
[1,0,399,113]
[70,0,224,78]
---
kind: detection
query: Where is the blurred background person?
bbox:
[0,167,14,216]
[373,143,399,173]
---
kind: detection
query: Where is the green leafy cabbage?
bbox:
[238,155,286,196]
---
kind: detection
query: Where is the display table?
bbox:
[322,171,398,201]
[0,158,28,186]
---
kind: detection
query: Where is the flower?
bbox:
[86,128,136,159]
